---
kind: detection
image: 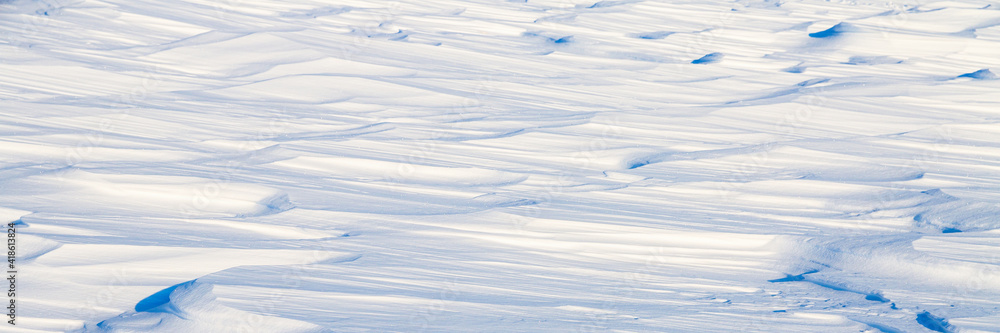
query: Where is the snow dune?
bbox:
[2,0,999,332]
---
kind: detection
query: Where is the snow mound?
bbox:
[809,22,859,38]
[691,52,724,64]
[958,68,998,80]
[83,280,326,333]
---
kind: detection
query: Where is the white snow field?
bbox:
[2,0,1000,331]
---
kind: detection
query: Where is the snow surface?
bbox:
[2,0,1000,332]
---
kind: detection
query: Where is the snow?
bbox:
[2,0,999,332]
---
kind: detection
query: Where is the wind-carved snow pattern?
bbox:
[1,0,999,331]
